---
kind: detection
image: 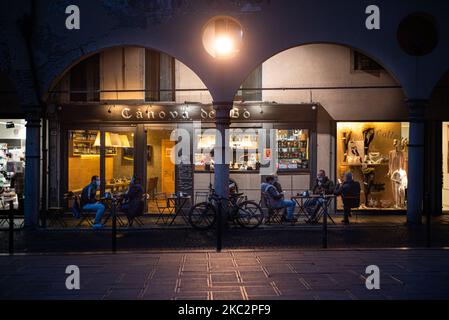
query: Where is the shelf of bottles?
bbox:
[70,130,116,157]
[276,129,309,170]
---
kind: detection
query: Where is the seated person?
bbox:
[313,170,335,195]
[229,178,239,195]
[80,175,105,229]
[121,176,144,226]
[261,176,296,222]
[334,172,361,224]
[305,170,335,222]
[273,175,283,193]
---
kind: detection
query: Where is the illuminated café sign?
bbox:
[60,103,318,123]
[119,106,251,121]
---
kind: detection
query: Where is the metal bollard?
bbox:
[322,196,328,249]
[216,201,222,253]
[112,200,117,253]
[425,192,431,248]
[9,201,14,255]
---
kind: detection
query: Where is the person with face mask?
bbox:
[305,170,335,223]
[80,175,105,229]
[313,170,335,195]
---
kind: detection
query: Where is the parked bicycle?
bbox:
[188,184,264,230]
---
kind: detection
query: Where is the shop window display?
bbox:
[0,119,26,211]
[276,129,309,170]
[441,123,449,212]
[337,122,409,210]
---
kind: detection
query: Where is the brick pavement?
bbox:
[1,249,448,300]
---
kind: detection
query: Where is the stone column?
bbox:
[47,105,60,208]
[406,99,427,225]
[213,102,232,199]
[24,107,42,228]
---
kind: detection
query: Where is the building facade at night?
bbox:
[1,0,449,229]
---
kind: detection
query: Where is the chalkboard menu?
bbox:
[176,164,194,197]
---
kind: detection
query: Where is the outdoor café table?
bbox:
[101,193,127,227]
[291,194,336,224]
[168,195,191,226]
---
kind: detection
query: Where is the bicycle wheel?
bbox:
[236,200,264,229]
[188,202,217,230]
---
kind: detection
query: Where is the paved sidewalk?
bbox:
[1,249,449,300]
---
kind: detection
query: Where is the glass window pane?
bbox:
[145,50,174,102]
[70,54,100,102]
[336,122,409,210]
[194,128,261,171]
[194,129,215,171]
[276,129,309,170]
[0,119,26,212]
[159,53,174,102]
[104,131,134,194]
[236,65,262,101]
[229,129,260,171]
[145,49,160,102]
[68,130,100,194]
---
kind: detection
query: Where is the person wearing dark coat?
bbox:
[273,176,283,193]
[334,172,361,224]
[121,176,144,226]
[304,170,335,222]
[312,170,335,195]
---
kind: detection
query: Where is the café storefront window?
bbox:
[336,122,409,210]
[68,130,134,194]
[193,126,311,173]
[103,131,134,193]
[62,103,318,204]
[68,130,101,193]
[276,129,309,171]
[194,128,261,172]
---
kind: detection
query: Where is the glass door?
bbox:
[145,124,177,213]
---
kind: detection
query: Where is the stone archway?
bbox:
[0,71,20,114]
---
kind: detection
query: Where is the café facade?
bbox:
[57,101,319,206]
[1,0,449,227]
[44,42,411,216]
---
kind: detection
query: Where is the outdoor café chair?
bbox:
[194,191,209,204]
[154,192,174,225]
[72,195,95,227]
[261,192,285,224]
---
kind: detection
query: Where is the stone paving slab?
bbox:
[0,249,449,300]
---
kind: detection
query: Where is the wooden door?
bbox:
[161,139,175,194]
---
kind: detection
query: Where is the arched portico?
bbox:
[5,0,447,227]
[222,42,424,223]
